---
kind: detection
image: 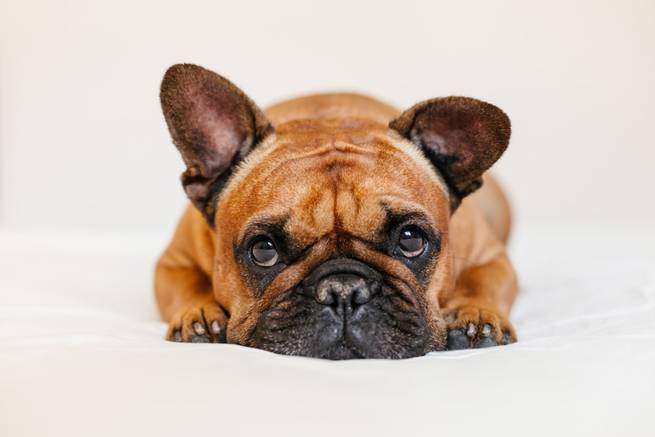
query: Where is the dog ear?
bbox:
[160,63,273,223]
[390,97,510,210]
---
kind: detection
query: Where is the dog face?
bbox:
[215,119,452,358]
[160,64,510,359]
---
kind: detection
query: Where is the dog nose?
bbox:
[314,274,380,308]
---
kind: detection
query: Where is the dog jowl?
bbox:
[155,63,518,359]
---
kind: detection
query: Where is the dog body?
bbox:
[155,65,517,358]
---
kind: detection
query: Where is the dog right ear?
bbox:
[390,96,511,211]
[160,64,273,223]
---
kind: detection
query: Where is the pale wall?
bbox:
[1,0,653,233]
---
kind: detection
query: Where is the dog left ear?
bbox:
[390,97,511,210]
[160,63,273,223]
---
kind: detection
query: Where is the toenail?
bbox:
[210,320,221,334]
[174,330,182,342]
[193,322,205,335]
[466,323,477,338]
[481,324,492,337]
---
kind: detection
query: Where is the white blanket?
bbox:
[1,225,654,437]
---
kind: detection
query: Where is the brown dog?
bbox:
[155,64,517,359]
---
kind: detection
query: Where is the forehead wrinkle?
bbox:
[219,125,450,219]
[252,133,381,180]
[221,129,449,248]
[285,184,336,248]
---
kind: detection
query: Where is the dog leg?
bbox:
[155,206,228,343]
[156,262,227,343]
[441,254,518,349]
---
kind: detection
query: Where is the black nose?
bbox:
[314,273,380,308]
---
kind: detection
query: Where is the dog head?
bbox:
[160,64,510,359]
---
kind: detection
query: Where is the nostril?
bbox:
[313,275,379,308]
[353,280,381,306]
[315,284,336,306]
[352,286,371,305]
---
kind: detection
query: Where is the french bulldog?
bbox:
[155,63,517,359]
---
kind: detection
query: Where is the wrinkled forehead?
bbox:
[217,119,450,238]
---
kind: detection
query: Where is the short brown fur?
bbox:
[156,66,517,354]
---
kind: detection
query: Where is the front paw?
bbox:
[166,301,227,343]
[444,306,516,350]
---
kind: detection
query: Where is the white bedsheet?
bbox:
[1,224,654,437]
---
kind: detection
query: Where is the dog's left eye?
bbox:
[250,238,279,267]
[397,226,426,258]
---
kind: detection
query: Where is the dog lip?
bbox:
[302,258,382,286]
[322,341,366,360]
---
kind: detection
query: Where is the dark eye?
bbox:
[398,226,426,258]
[250,238,279,267]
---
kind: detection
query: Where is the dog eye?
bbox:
[398,226,426,258]
[250,238,279,267]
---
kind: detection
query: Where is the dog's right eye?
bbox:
[250,238,279,267]
[397,225,427,258]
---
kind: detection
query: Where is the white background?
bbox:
[1,0,654,235]
[2,3,655,436]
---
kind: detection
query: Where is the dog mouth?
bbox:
[246,258,439,359]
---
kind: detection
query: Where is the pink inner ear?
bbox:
[197,101,247,174]
[421,130,448,155]
[423,123,476,166]
[172,75,255,181]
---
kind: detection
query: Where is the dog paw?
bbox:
[166,300,227,343]
[444,306,516,350]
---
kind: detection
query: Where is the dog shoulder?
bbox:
[158,204,216,277]
[449,199,508,276]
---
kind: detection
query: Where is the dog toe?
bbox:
[445,306,516,350]
[447,329,469,350]
[474,336,498,348]
[166,301,227,343]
